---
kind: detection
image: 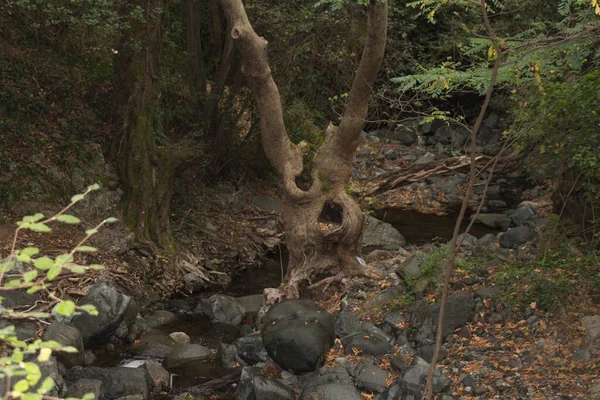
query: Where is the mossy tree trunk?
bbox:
[114,0,196,250]
[219,0,388,299]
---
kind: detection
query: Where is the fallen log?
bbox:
[365,154,521,196]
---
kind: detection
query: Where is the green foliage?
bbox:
[0,186,109,399]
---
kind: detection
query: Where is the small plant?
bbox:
[0,184,112,399]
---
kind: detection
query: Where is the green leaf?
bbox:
[37,377,55,394]
[17,254,31,263]
[55,254,74,266]
[75,246,97,252]
[69,265,86,274]
[34,257,54,270]
[56,214,81,224]
[4,279,22,287]
[23,270,38,283]
[79,304,98,316]
[21,247,40,257]
[37,348,52,362]
[87,264,105,270]
[105,217,118,223]
[24,361,42,384]
[82,393,96,400]
[23,213,44,223]
[87,183,100,191]
[28,223,52,233]
[55,300,75,316]
[71,194,85,203]
[85,228,98,235]
[57,346,78,353]
[27,284,49,294]
[47,265,62,281]
[23,393,43,400]
[13,379,30,392]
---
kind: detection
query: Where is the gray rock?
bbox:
[484,113,499,129]
[476,287,502,299]
[143,360,170,389]
[391,130,417,146]
[236,294,264,318]
[351,360,389,393]
[453,232,478,248]
[42,322,85,367]
[183,272,207,292]
[385,150,399,160]
[390,354,409,372]
[403,356,448,394]
[510,205,536,227]
[196,294,245,325]
[415,152,435,164]
[362,216,407,253]
[573,349,591,362]
[130,331,180,358]
[509,357,523,369]
[237,335,269,365]
[35,356,66,397]
[163,344,212,369]
[581,315,600,340]
[1,288,38,309]
[396,258,422,279]
[474,384,489,395]
[15,320,38,341]
[72,281,137,347]
[252,195,282,214]
[499,226,533,249]
[334,311,362,338]
[380,378,422,399]
[0,257,25,274]
[418,344,448,363]
[422,119,445,135]
[169,332,190,345]
[300,367,363,400]
[434,125,469,147]
[218,342,244,369]
[67,366,151,400]
[415,291,475,341]
[237,367,295,400]
[357,149,371,158]
[144,310,178,328]
[66,379,104,400]
[262,299,335,373]
[471,213,509,229]
[341,325,394,356]
[477,233,497,247]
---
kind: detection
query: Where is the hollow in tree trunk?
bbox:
[219,0,388,299]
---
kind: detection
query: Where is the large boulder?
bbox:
[261,299,335,374]
[362,216,406,253]
[413,291,475,342]
[72,282,137,347]
[403,357,448,394]
[236,335,269,365]
[341,325,394,356]
[237,367,295,400]
[499,226,532,249]
[300,366,363,400]
[351,360,389,393]
[333,311,362,339]
[66,367,152,400]
[509,205,536,227]
[42,322,85,367]
[196,294,245,325]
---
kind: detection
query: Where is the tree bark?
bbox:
[219,0,388,298]
[185,0,206,95]
[114,0,186,250]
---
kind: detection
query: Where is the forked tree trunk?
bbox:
[219,0,388,299]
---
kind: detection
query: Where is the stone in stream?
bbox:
[143,310,178,328]
[300,366,363,400]
[163,344,212,369]
[362,215,407,254]
[262,299,335,374]
[42,322,85,368]
[72,281,138,347]
[237,366,295,400]
[196,294,246,326]
[129,331,181,358]
[236,294,264,318]
[66,366,152,399]
[236,335,269,365]
[66,379,105,400]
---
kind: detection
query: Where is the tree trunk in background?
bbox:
[185,0,206,95]
[219,0,388,299]
[113,0,180,250]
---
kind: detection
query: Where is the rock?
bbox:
[453,232,478,248]
[130,331,180,358]
[35,357,66,397]
[236,294,264,318]
[380,378,422,399]
[415,152,435,164]
[422,119,445,135]
[1,288,38,309]
[237,367,295,400]
[418,344,448,363]
[163,344,212,369]
[362,216,406,253]
[169,332,190,345]
[390,354,409,372]
[252,195,282,214]
[72,281,137,347]
[474,384,489,395]
[509,205,536,227]
[484,113,499,129]
[0,257,25,274]
[385,150,399,160]
[415,291,475,341]
[237,335,269,365]
[509,357,523,369]
[183,272,208,292]
[144,310,178,328]
[15,320,38,341]
[334,311,362,338]
[351,360,389,393]
[218,342,244,369]
[403,357,448,394]
[477,233,497,247]
[382,310,406,335]
[357,149,371,158]
[67,366,151,400]
[396,257,422,279]
[573,349,591,362]
[471,213,510,230]
[42,322,85,367]
[499,226,533,249]
[300,366,363,400]
[66,379,104,400]
[262,299,335,373]
[434,125,469,147]
[341,325,394,356]
[391,130,417,146]
[582,315,600,340]
[461,375,476,387]
[143,360,170,389]
[196,294,245,325]
[205,221,219,233]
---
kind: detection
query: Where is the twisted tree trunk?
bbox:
[219,0,388,299]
